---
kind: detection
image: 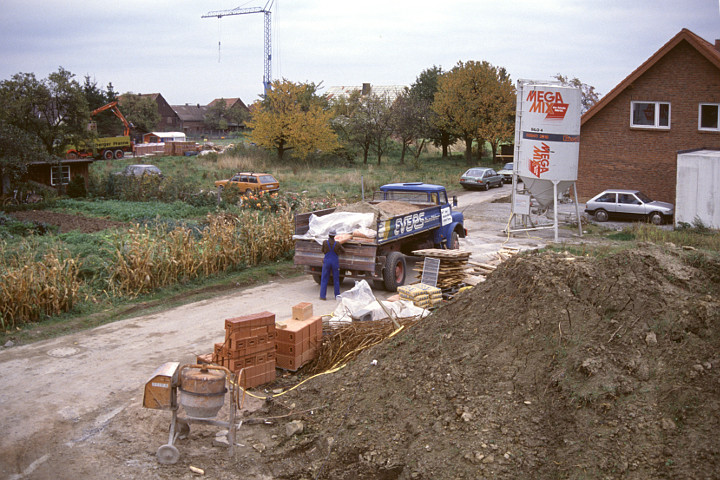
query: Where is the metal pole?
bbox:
[361,175,365,201]
[573,182,583,237]
[553,181,559,242]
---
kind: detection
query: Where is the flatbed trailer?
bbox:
[293,183,466,291]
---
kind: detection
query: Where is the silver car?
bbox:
[584,189,674,225]
[459,167,504,191]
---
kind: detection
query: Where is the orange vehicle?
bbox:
[66,101,134,160]
[214,172,279,195]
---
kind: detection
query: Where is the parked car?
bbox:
[215,172,279,195]
[115,164,162,177]
[459,167,504,191]
[584,189,674,225]
[496,162,515,184]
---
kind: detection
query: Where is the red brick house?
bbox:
[577,29,720,203]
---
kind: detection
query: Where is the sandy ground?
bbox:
[0,186,591,478]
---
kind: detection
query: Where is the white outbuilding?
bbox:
[675,149,720,229]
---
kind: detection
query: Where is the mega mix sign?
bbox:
[516,83,581,181]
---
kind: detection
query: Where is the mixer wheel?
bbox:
[157,444,180,464]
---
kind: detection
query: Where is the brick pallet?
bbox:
[275,314,322,372]
[212,311,277,388]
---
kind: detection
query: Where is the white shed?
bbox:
[675,149,720,229]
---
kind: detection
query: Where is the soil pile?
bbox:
[268,244,720,479]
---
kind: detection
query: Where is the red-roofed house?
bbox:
[577,29,720,203]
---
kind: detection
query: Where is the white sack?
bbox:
[293,212,375,244]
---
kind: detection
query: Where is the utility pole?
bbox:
[202,1,273,95]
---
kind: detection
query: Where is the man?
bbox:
[320,229,345,300]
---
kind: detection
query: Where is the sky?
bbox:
[1,0,719,107]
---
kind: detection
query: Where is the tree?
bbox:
[432,60,514,165]
[410,66,455,157]
[331,90,373,164]
[553,74,600,114]
[390,89,431,165]
[247,79,339,165]
[330,91,393,165]
[0,121,48,194]
[82,75,116,135]
[0,67,90,156]
[119,93,159,134]
[204,99,249,132]
[478,67,515,163]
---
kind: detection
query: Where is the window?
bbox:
[618,194,640,205]
[51,165,70,186]
[631,101,670,129]
[699,103,720,131]
[596,193,616,203]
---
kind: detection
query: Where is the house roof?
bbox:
[582,29,720,125]
[171,104,207,122]
[325,85,407,103]
[208,98,249,110]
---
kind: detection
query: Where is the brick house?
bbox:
[139,93,181,132]
[171,103,209,137]
[577,29,720,203]
[207,97,250,134]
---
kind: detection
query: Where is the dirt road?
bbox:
[0,188,583,478]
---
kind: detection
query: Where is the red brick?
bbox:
[292,302,313,321]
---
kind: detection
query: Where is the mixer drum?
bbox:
[179,367,227,418]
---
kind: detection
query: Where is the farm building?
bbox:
[577,29,720,204]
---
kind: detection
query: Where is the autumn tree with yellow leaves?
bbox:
[432,60,515,165]
[247,79,340,165]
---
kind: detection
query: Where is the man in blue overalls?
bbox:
[320,229,345,300]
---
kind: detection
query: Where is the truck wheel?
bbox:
[114,149,124,159]
[383,252,406,291]
[66,152,78,160]
[448,231,460,249]
[103,150,114,160]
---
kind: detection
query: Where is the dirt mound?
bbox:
[23,244,719,479]
[267,245,720,479]
[9,210,126,233]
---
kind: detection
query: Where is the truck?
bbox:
[293,182,466,291]
[66,101,134,160]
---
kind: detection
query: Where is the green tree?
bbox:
[0,121,49,194]
[478,67,515,163]
[119,93,159,134]
[248,79,339,166]
[553,74,600,114]
[204,99,249,132]
[390,89,431,165]
[0,67,90,156]
[410,66,455,158]
[331,90,373,164]
[331,91,393,165]
[432,60,513,165]
[82,75,116,135]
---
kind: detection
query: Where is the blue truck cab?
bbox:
[294,182,466,291]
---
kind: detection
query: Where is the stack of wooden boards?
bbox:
[412,248,473,289]
[464,246,521,285]
[196,303,322,389]
[397,283,443,308]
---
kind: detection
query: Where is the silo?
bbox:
[514,80,581,208]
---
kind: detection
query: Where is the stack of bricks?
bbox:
[212,311,276,389]
[275,302,323,372]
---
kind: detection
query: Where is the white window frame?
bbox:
[630,101,671,129]
[698,103,720,131]
[50,165,71,186]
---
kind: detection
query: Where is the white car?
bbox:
[584,189,674,225]
[116,164,163,177]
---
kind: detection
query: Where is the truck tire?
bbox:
[383,252,406,291]
[66,152,78,160]
[103,150,114,160]
[448,231,460,249]
[114,149,124,159]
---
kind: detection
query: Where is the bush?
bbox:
[66,175,87,198]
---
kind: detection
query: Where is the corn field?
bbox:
[108,208,296,297]
[0,243,81,330]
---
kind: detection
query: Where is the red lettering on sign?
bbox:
[528,142,551,177]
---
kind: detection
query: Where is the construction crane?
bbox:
[202,1,273,95]
[91,100,132,136]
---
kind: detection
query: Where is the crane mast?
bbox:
[202,1,273,95]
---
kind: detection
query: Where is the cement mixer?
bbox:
[143,362,240,464]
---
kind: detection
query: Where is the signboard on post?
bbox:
[421,257,440,288]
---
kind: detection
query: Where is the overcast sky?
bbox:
[1,0,718,106]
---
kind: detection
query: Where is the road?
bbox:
[0,185,584,478]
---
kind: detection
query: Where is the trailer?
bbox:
[293,183,466,291]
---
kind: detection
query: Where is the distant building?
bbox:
[325,83,407,103]
[578,29,720,203]
[171,103,208,137]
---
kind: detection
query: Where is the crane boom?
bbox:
[91,101,132,137]
[202,1,273,95]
